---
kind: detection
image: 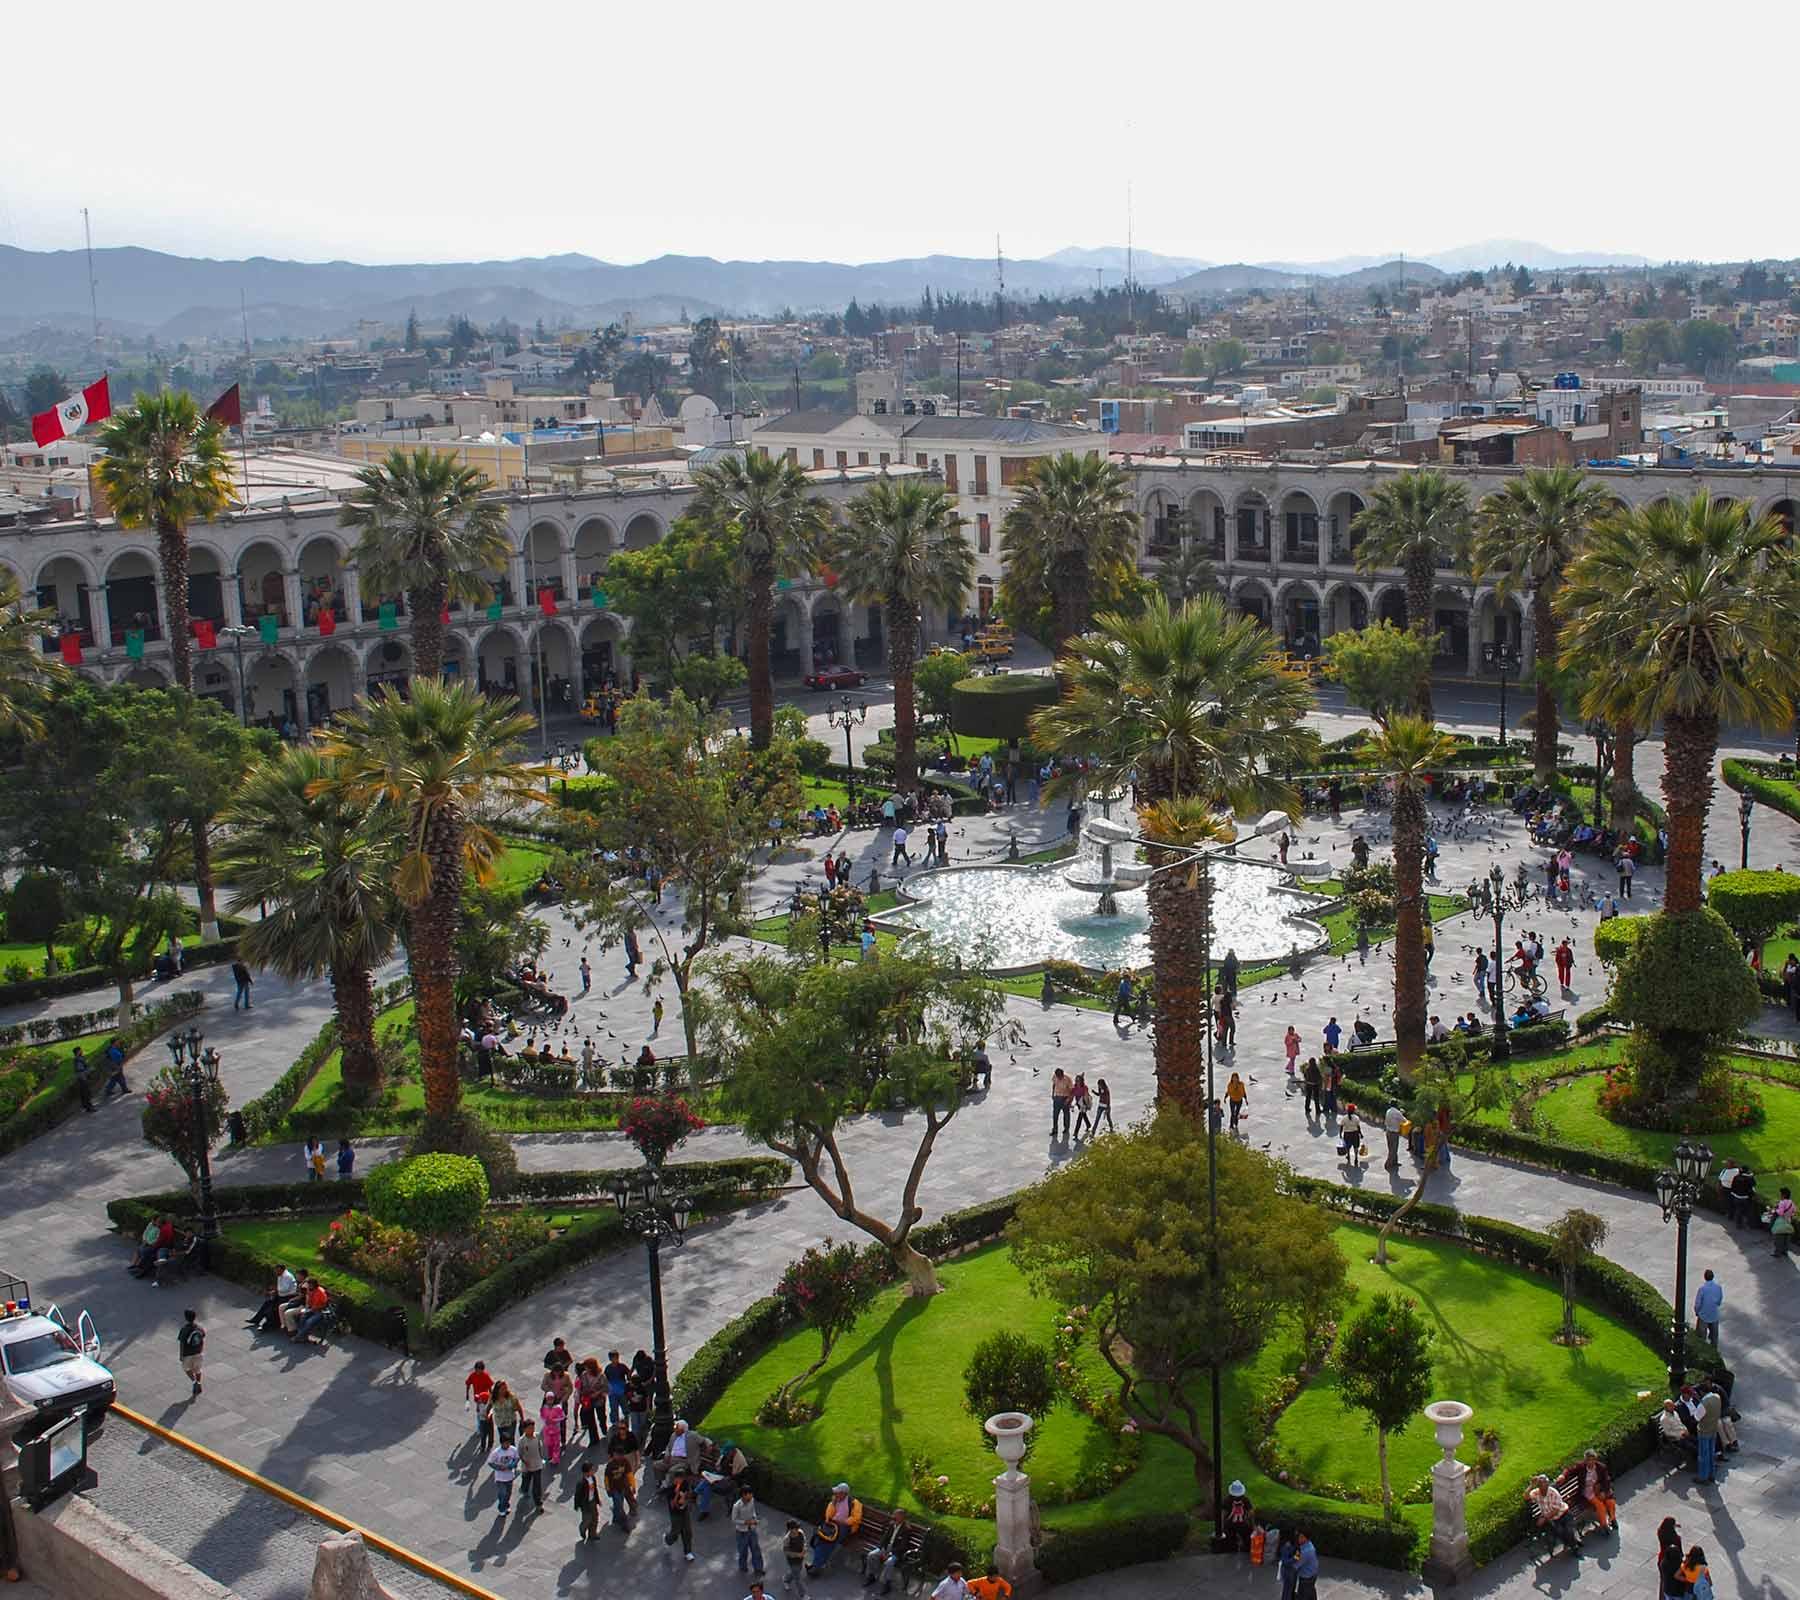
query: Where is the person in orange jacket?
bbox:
[806,1483,863,1574]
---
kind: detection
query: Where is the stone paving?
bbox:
[6,701,1800,1599]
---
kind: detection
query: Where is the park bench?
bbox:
[1533,1462,1603,1555]
[1347,1009,1566,1054]
[850,1504,933,1594]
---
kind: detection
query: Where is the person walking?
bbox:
[1617,850,1635,899]
[1292,1530,1319,1600]
[1049,1068,1073,1141]
[231,958,254,1010]
[101,1037,130,1099]
[1070,1074,1094,1140]
[74,1046,96,1113]
[1679,1546,1716,1600]
[1324,1056,1342,1118]
[1093,1078,1113,1133]
[1276,1529,1299,1600]
[891,825,911,869]
[1657,1518,1685,1598]
[624,926,642,980]
[732,1484,766,1577]
[1283,1024,1301,1090]
[782,1519,810,1595]
[1693,1383,1723,1485]
[1554,938,1575,991]
[1383,1102,1405,1170]
[1473,947,1490,1008]
[487,1437,521,1515]
[465,1360,496,1450]
[1693,1269,1723,1348]
[1301,1057,1323,1121]
[579,956,592,996]
[1772,1186,1796,1257]
[603,1449,636,1528]
[651,997,664,1039]
[335,1138,354,1178]
[489,1380,524,1445]
[1111,971,1134,1024]
[1225,1071,1248,1131]
[664,1472,696,1561]
[178,1309,205,1398]
[517,1420,546,1513]
[575,1459,602,1542]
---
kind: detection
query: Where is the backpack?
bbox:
[179,1322,204,1357]
[604,1458,630,1493]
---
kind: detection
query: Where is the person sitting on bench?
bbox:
[1351,1018,1379,1048]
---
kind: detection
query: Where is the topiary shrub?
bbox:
[963,1329,1058,1458]
[404,1109,519,1197]
[951,673,1058,741]
[1707,869,1800,961]
[1611,910,1760,1106]
[364,1151,489,1319]
[1591,915,1648,967]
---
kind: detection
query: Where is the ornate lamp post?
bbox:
[1481,641,1519,750]
[1584,718,1609,830]
[608,1168,693,1453]
[824,694,867,805]
[219,624,255,728]
[1654,1140,1713,1392]
[166,1026,220,1266]
[1738,791,1754,871]
[1466,864,1529,1060]
[552,738,580,798]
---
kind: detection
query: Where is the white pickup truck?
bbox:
[0,1274,114,1424]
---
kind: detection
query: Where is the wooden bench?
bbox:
[1533,1464,1601,1555]
[851,1504,931,1590]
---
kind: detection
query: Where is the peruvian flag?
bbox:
[31,376,112,447]
[204,383,242,427]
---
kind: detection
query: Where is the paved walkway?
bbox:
[7,707,1800,1599]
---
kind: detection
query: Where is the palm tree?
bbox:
[1155,538,1220,608]
[94,391,234,693]
[217,747,403,1099]
[998,452,1140,653]
[1559,494,1800,913]
[832,481,974,788]
[0,572,66,739]
[338,448,513,678]
[692,451,832,748]
[1033,594,1315,1115]
[95,392,235,935]
[1470,467,1612,782]
[1368,717,1460,1080]
[1351,470,1472,720]
[314,680,543,1117]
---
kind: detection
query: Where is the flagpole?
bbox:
[238,290,253,504]
[82,209,101,371]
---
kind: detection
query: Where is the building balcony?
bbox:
[1234,543,1271,564]
[1282,541,1320,565]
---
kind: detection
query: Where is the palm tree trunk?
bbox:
[746,567,774,749]
[157,521,194,691]
[334,960,383,1100]
[191,818,219,941]
[1051,555,1087,656]
[414,806,468,1118]
[409,578,449,679]
[1531,589,1559,784]
[889,597,919,790]
[1610,717,1638,822]
[1660,710,1716,914]
[1145,857,1208,1119]
[1405,553,1435,722]
[1391,785,1428,1079]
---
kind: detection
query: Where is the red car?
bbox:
[805,665,866,690]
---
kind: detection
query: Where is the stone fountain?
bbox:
[1062,815,1151,917]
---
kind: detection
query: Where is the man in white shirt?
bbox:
[248,1264,298,1332]
[931,1564,973,1600]
[1383,1104,1406,1170]
[891,826,911,868]
[1426,1014,1451,1043]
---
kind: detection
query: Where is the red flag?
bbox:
[31,376,112,447]
[204,383,242,427]
[194,619,218,650]
[441,608,451,624]
[538,588,557,616]
[317,608,336,636]
[58,633,82,665]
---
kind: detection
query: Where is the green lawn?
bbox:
[702,1227,1661,1550]
[4,1026,165,1134]
[273,1000,719,1141]
[0,923,213,982]
[491,838,554,896]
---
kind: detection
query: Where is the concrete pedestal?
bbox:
[992,1467,1034,1584]
[1422,1399,1475,1587]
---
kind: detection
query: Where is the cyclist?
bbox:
[1509,938,1537,989]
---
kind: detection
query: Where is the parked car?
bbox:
[804,665,867,690]
[0,1276,113,1426]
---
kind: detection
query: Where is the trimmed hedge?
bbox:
[1721,757,1800,825]
[0,992,206,1160]
[1035,1513,1189,1585]
[0,921,249,1008]
[1330,1017,1571,1081]
[949,673,1059,741]
[108,1155,791,1357]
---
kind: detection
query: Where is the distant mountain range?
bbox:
[0,237,1654,344]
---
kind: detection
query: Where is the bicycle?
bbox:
[1501,966,1548,1000]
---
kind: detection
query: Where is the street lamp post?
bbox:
[1481,641,1518,751]
[1739,791,1754,871]
[552,739,580,799]
[1653,1141,1714,1392]
[166,1026,221,1267]
[609,1166,693,1454]
[220,624,255,728]
[1467,863,1529,1061]
[1584,719,1609,831]
[825,694,867,806]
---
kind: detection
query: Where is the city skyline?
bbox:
[3,0,1781,270]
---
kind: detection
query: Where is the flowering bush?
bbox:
[761,1239,883,1423]
[140,1064,231,1191]
[1595,1062,1762,1133]
[620,1095,704,1166]
[318,1205,553,1306]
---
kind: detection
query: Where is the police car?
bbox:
[0,1275,114,1424]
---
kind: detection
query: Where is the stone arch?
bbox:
[1142,487,1182,553]
[1373,583,1407,627]
[233,648,300,730]
[1431,582,1474,669]
[1325,488,1365,562]
[297,535,349,628]
[1322,579,1369,637]
[104,548,164,645]
[35,553,100,645]
[1185,487,1227,557]
[623,510,663,550]
[527,617,580,712]
[475,622,527,697]
[1278,489,1321,562]
[580,612,628,690]
[304,641,358,725]
[365,633,413,698]
[1761,495,1797,537]
[234,537,290,626]
[1230,575,1273,627]
[773,592,808,677]
[440,631,472,685]
[1231,489,1272,561]
[574,515,617,595]
[120,662,170,689]
[1276,577,1323,653]
[186,541,229,627]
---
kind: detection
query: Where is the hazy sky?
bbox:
[3,0,1780,267]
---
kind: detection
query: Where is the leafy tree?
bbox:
[1323,621,1434,728]
[447,316,480,362]
[963,1330,1057,1454]
[1707,869,1800,964]
[565,692,798,1055]
[365,1152,489,1319]
[6,872,66,970]
[1179,345,1210,377]
[600,513,745,683]
[1511,264,1535,297]
[1559,494,1800,912]
[1677,319,1736,369]
[454,880,548,1004]
[673,651,747,708]
[833,480,974,787]
[140,1062,230,1201]
[688,317,728,398]
[1623,320,1677,371]
[1610,909,1760,1105]
[94,391,234,695]
[0,572,65,739]
[1379,1045,1510,1260]
[1208,338,1248,376]
[998,452,1140,653]
[616,351,671,403]
[22,368,70,415]
[704,944,1011,1295]
[1032,595,1311,1113]
[403,309,420,351]
[1352,471,1472,720]
[914,650,969,747]
[692,451,832,749]
[806,350,845,380]
[1470,467,1612,783]
[1544,1209,1608,1343]
[315,681,542,1118]
[218,747,402,1098]
[1335,1293,1436,1520]
[1009,1113,1348,1494]
[768,1240,883,1412]
[339,448,513,678]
